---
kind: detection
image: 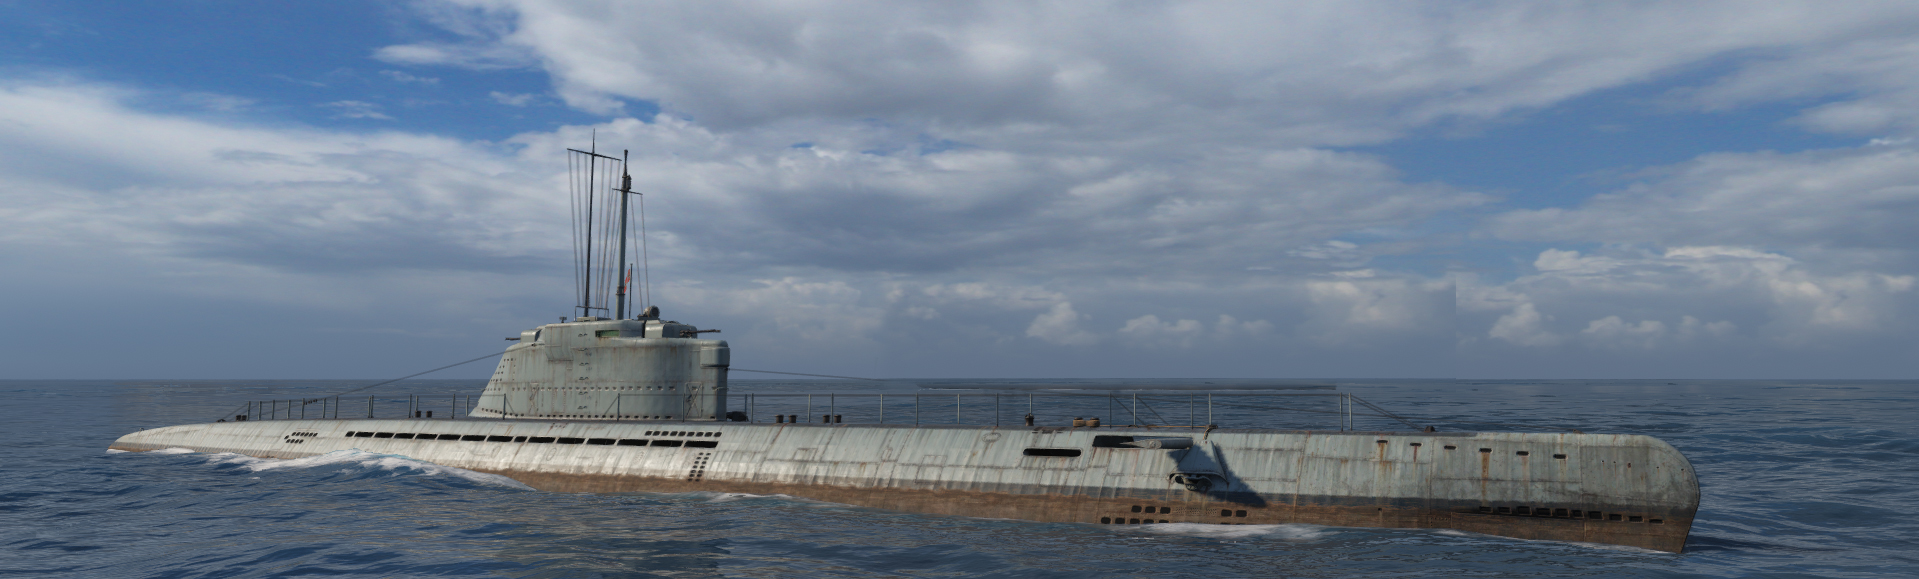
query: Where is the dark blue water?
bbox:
[4,379,1915,578]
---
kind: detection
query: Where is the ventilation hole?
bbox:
[462,435,486,442]
[1608,514,1622,521]
[1498,507,1511,514]
[1100,517,1111,524]
[1159,507,1171,514]
[586,438,616,445]
[1129,518,1139,524]
[1159,520,1168,523]
[651,440,683,447]
[1409,442,1422,447]
[1478,506,1492,513]
[1571,510,1583,518]
[1649,519,1664,524]
[1588,511,1602,520]
[1220,509,1232,517]
[1628,516,1643,522]
[1553,508,1568,517]
[1554,453,1567,459]
[686,440,718,448]
[1234,510,1247,518]
[1515,451,1530,456]
[438,434,461,440]
[1444,445,1457,450]
[617,439,647,446]
[392,433,415,439]
[1516,506,1530,515]
[1479,448,1492,453]
[512,436,527,443]
[1376,440,1388,444]
[487,435,512,442]
[372,432,393,438]
[529,437,556,443]
[1131,505,1142,513]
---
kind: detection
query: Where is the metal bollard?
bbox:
[776,415,785,423]
[834,414,842,424]
[1072,417,1085,427]
[1024,414,1035,426]
[1088,417,1101,427]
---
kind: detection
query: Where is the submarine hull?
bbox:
[110,419,1698,552]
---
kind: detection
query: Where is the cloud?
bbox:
[318,100,394,120]
[490,91,535,106]
[1465,247,1914,351]
[1026,302,1097,345]
[386,1,1919,144]
[1486,143,1919,257]
[380,70,441,84]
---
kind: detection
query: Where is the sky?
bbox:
[3,0,1917,380]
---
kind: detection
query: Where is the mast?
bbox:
[567,142,622,319]
[615,150,632,320]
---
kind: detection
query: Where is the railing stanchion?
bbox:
[956,393,961,425]
[1207,394,1213,426]
[915,394,920,425]
[878,393,884,424]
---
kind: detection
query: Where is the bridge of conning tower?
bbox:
[472,316,730,421]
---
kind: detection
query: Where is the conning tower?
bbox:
[472,310,729,421]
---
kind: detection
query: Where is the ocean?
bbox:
[2,378,1914,578]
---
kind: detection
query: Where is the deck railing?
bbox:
[229,391,1422,432]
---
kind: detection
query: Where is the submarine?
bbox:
[110,146,1701,553]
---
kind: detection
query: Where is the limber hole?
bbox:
[1628,515,1643,523]
[1553,453,1567,459]
[1588,511,1602,520]
[652,440,683,447]
[1235,510,1247,518]
[1409,442,1422,447]
[1159,506,1171,514]
[1515,451,1530,456]
[586,438,616,445]
[1649,519,1664,524]
[1478,506,1492,513]
[1220,509,1233,517]
[529,437,556,443]
[1023,448,1082,457]
[462,435,486,442]
[1609,514,1622,521]
[1444,445,1457,450]
[686,440,718,448]
[1132,505,1142,513]
[616,439,647,446]
[438,434,461,440]
[1479,448,1492,453]
[1553,508,1568,517]
[557,437,585,444]
[373,432,393,438]
[392,433,415,439]
[1101,517,1112,524]
[487,435,512,442]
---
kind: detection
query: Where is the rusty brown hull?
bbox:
[488,467,1692,552]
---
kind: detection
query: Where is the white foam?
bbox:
[205,449,534,490]
[104,449,127,454]
[1131,522,1330,541]
[151,447,197,455]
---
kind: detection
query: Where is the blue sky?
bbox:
[3,1,1917,380]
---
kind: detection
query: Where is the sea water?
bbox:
[2,379,1914,578]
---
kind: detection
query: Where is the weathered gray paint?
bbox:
[108,317,1699,552]
[478,318,728,421]
[111,418,1698,551]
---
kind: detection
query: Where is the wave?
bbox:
[1129,522,1330,540]
[201,449,534,490]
